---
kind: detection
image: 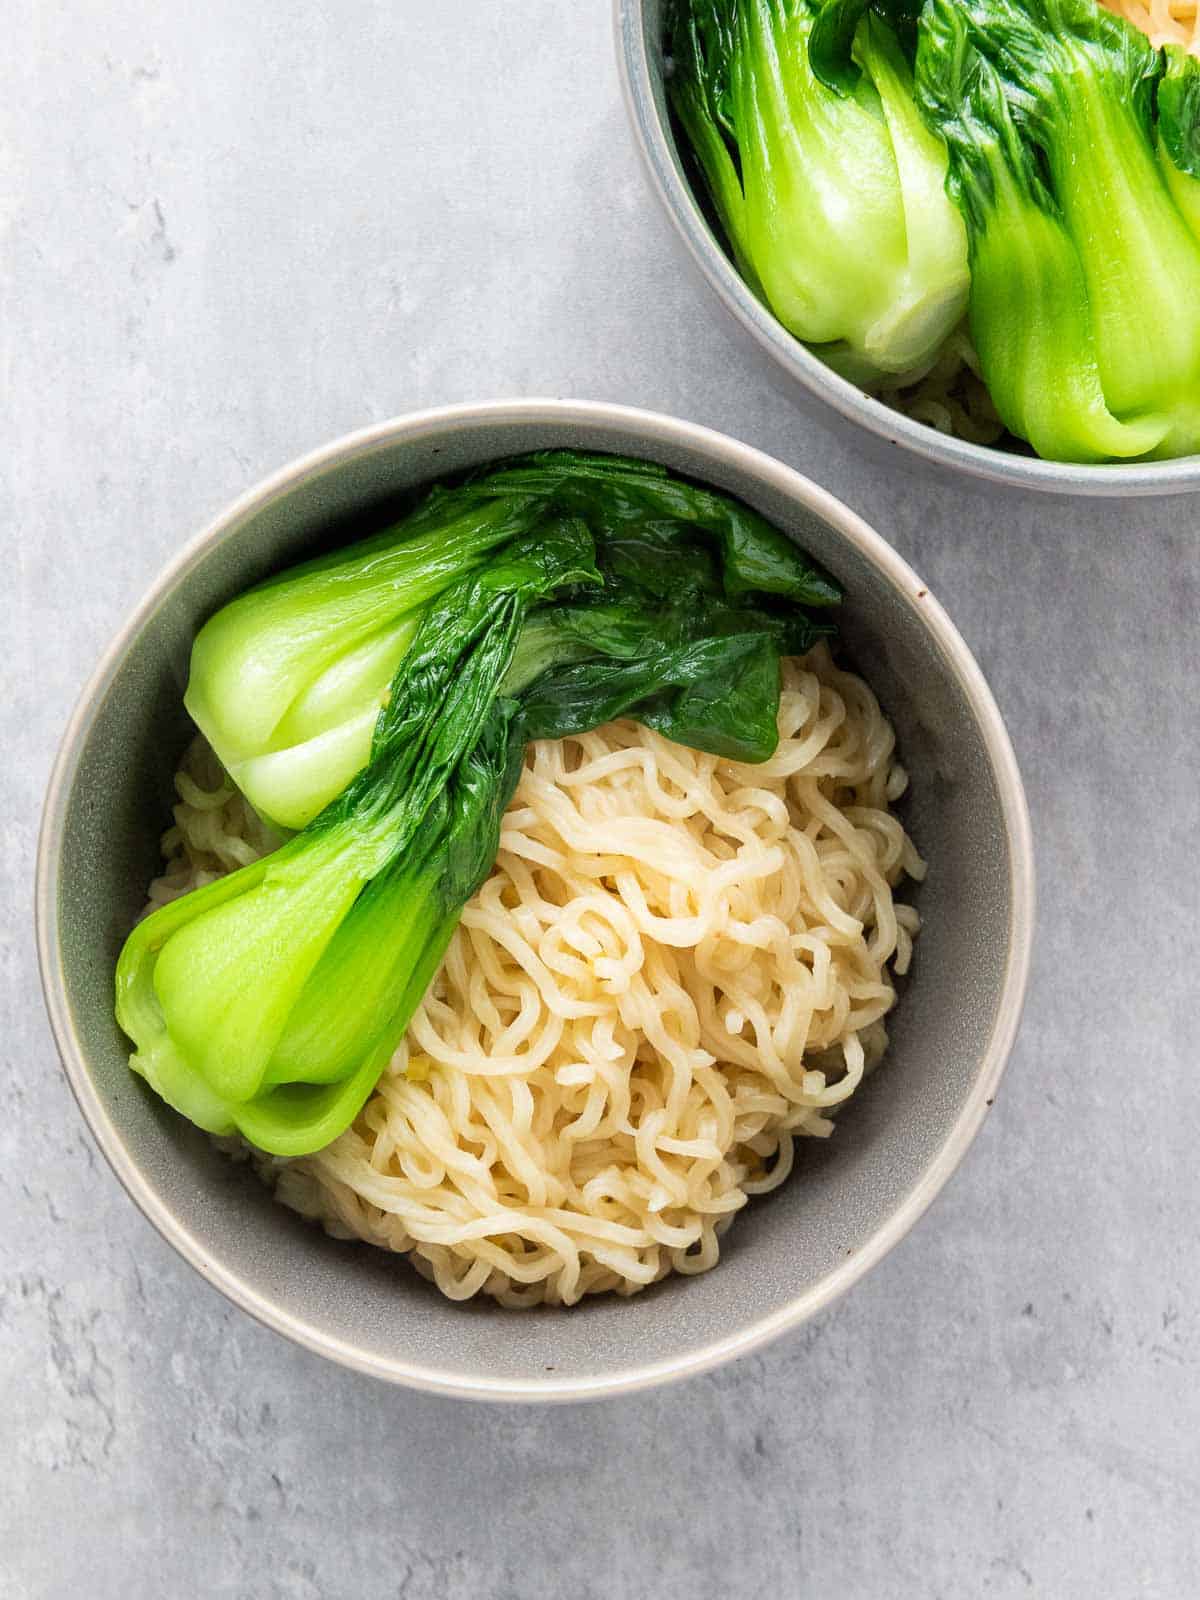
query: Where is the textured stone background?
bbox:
[3,3,1198,1595]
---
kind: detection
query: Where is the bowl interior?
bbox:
[620,0,1200,497]
[44,409,1024,1395]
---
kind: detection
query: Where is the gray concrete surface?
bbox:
[2,2,1197,1595]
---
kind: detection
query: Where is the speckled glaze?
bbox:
[615,0,1200,498]
[36,401,1034,1400]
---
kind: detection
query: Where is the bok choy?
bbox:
[116,454,842,1157]
[186,451,840,831]
[184,478,552,831]
[666,0,1200,463]
[1157,47,1200,244]
[666,0,969,384]
[914,0,1200,461]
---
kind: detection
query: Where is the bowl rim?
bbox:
[613,0,1200,499]
[36,398,1036,1401]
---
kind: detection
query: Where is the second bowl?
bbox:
[615,0,1200,498]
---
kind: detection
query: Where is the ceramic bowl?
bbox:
[614,0,1200,498]
[37,400,1034,1399]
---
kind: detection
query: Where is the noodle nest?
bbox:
[149,646,924,1307]
[1099,0,1200,50]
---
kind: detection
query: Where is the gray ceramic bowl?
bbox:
[616,0,1200,498]
[37,400,1033,1400]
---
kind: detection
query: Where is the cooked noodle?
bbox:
[1098,0,1200,49]
[882,326,1005,446]
[149,646,924,1306]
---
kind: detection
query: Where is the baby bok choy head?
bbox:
[184,475,553,833]
[914,0,1200,461]
[666,0,969,384]
[185,450,841,833]
[118,522,599,1156]
[116,458,842,1157]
